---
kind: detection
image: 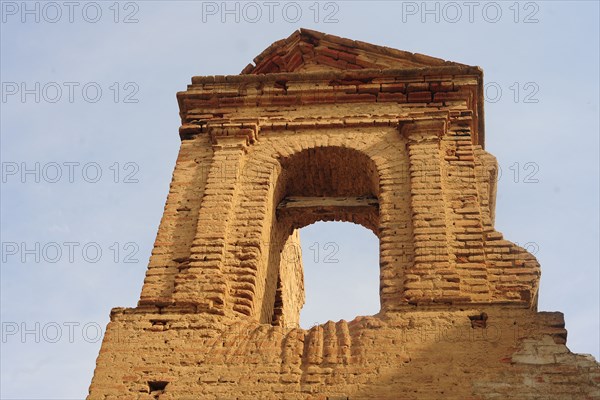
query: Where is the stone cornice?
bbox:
[185,65,482,86]
[177,66,484,147]
[179,112,458,141]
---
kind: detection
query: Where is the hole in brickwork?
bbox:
[148,381,168,397]
[299,221,379,329]
[468,312,488,328]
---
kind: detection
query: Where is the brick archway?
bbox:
[231,136,412,324]
[269,145,381,327]
[275,145,380,233]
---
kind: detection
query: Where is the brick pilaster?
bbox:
[172,124,257,315]
[402,118,461,303]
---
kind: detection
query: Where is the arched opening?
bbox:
[274,146,380,234]
[298,221,380,329]
[264,145,382,328]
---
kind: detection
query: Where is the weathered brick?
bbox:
[407,91,433,102]
[90,29,597,400]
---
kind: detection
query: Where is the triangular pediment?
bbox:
[242,29,468,74]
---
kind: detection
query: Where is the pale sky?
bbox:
[1,1,599,398]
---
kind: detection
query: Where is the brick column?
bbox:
[441,117,489,302]
[401,118,461,303]
[172,123,258,315]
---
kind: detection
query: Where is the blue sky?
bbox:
[1,1,598,398]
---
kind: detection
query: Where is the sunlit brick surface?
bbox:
[89,29,600,399]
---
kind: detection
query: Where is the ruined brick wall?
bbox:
[90,308,599,399]
[89,30,599,399]
[138,70,539,316]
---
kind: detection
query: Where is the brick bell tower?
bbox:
[89,29,599,399]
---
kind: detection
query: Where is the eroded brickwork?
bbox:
[89,29,599,399]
